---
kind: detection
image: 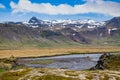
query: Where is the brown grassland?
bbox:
[0,46,120,58]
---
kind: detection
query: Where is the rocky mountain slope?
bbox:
[0,17,120,49]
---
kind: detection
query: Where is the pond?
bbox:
[17,53,119,70]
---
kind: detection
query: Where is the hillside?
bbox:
[0,17,120,49]
[0,23,82,49]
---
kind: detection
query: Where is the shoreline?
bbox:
[16,52,118,59]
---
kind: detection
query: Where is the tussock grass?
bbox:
[0,68,120,80]
[0,62,12,70]
[0,68,31,80]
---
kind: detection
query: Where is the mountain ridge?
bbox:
[0,17,120,49]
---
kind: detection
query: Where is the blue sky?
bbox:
[0,0,120,22]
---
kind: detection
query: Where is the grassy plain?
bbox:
[0,46,120,58]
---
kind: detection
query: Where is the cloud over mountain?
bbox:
[10,0,120,16]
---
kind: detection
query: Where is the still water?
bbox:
[18,53,104,70]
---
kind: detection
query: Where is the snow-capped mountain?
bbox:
[27,17,105,29]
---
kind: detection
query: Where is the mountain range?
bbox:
[0,17,120,49]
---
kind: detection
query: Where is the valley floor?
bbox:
[0,46,120,58]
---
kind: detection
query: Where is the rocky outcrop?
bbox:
[0,56,23,70]
[90,53,111,70]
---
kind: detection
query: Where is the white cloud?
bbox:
[10,0,120,16]
[0,3,5,8]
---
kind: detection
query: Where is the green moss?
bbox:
[0,68,6,73]
[0,68,31,80]
[32,75,79,80]
[64,71,78,76]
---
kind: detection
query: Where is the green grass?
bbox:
[91,37,120,46]
[0,68,6,73]
[1,35,120,50]
[0,38,82,50]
